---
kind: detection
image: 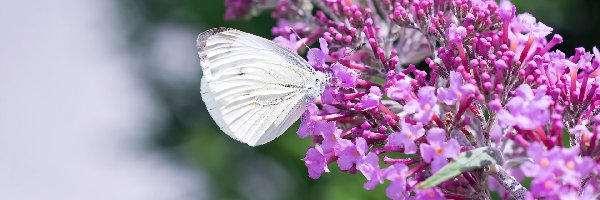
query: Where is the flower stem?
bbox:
[491,165,526,200]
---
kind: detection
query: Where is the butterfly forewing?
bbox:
[198,28,317,146]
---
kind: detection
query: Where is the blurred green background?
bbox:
[115,0,600,199]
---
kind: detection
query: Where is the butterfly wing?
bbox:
[198,28,316,146]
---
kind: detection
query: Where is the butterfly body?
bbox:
[198,28,328,146]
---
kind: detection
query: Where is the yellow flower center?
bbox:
[353,150,360,156]
[583,134,590,143]
[540,158,549,168]
[544,180,553,189]
[566,161,575,170]
[427,190,435,197]
[331,135,337,141]
[423,104,431,111]
[435,147,443,155]
[407,131,414,139]
[455,92,462,98]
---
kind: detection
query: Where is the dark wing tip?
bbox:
[197,27,238,71]
[196,27,237,50]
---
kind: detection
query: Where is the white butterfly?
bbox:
[198,28,330,146]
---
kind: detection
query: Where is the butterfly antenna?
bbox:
[289,28,311,51]
[338,42,366,60]
[324,42,366,86]
[289,27,322,65]
[289,27,366,67]
[329,42,367,67]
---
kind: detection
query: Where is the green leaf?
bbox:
[416,147,502,189]
[503,157,532,169]
[562,127,571,148]
[521,177,533,189]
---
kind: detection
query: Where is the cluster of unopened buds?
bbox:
[225,0,600,199]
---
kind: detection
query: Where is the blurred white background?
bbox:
[0,1,206,199]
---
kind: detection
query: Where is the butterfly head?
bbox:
[307,71,331,101]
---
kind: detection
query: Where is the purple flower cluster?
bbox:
[224,0,600,199]
[520,143,595,199]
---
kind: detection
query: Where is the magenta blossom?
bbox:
[331,62,359,89]
[512,13,553,38]
[413,188,445,200]
[520,142,597,199]
[304,145,330,179]
[357,153,386,190]
[297,103,321,138]
[498,0,516,21]
[383,163,409,200]
[529,173,559,198]
[497,84,552,130]
[438,71,476,105]
[447,25,467,44]
[321,86,339,105]
[359,86,382,111]
[386,120,425,154]
[334,137,368,171]
[420,128,460,173]
[318,121,341,153]
[273,34,300,52]
[520,143,560,177]
[404,86,437,123]
[307,38,329,69]
[558,148,594,187]
[386,76,413,101]
[222,0,600,199]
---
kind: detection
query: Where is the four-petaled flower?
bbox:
[498,0,516,21]
[359,86,382,111]
[334,137,368,171]
[307,38,329,69]
[383,163,409,200]
[558,148,594,187]
[331,63,359,89]
[530,173,559,198]
[404,86,437,123]
[357,153,386,190]
[386,76,413,101]
[321,86,339,105]
[447,25,467,44]
[512,13,552,38]
[520,143,558,177]
[386,120,425,154]
[438,71,476,105]
[318,121,341,153]
[273,34,300,52]
[304,145,330,179]
[420,128,460,173]
[297,103,321,138]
